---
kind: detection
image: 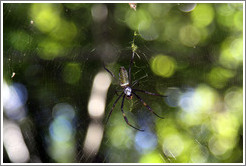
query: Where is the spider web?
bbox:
[2,13,200,163]
[2,3,243,164]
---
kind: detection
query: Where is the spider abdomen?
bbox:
[124,86,132,96]
[119,66,129,87]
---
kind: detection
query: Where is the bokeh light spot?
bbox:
[91,4,108,22]
[9,31,32,52]
[30,4,62,33]
[190,145,209,163]
[62,63,81,85]
[179,25,201,47]
[216,3,235,16]
[139,151,165,163]
[48,103,76,162]
[224,88,243,113]
[178,89,196,112]
[109,125,133,149]
[162,134,184,158]
[212,113,239,138]
[165,87,182,107]
[148,4,163,17]
[48,140,75,162]
[151,54,176,78]
[230,38,243,61]
[3,120,30,163]
[207,67,235,89]
[125,9,152,31]
[191,4,214,27]
[233,11,243,31]
[179,3,197,12]
[52,103,75,120]
[138,21,159,41]
[208,135,235,157]
[219,37,243,69]
[178,85,219,126]
[3,81,28,120]
[216,4,243,30]
[49,115,73,142]
[49,21,77,43]
[135,131,157,153]
[38,39,64,60]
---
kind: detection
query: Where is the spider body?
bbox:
[124,86,132,99]
[119,67,130,87]
[104,52,167,131]
[119,66,133,99]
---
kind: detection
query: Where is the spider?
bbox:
[104,52,167,131]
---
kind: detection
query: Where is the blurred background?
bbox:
[2,3,244,163]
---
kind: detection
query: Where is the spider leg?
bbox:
[133,89,167,97]
[105,92,124,124]
[103,63,118,82]
[121,94,144,131]
[132,92,165,119]
[131,73,148,87]
[114,90,122,96]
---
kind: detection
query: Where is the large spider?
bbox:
[104,52,167,131]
